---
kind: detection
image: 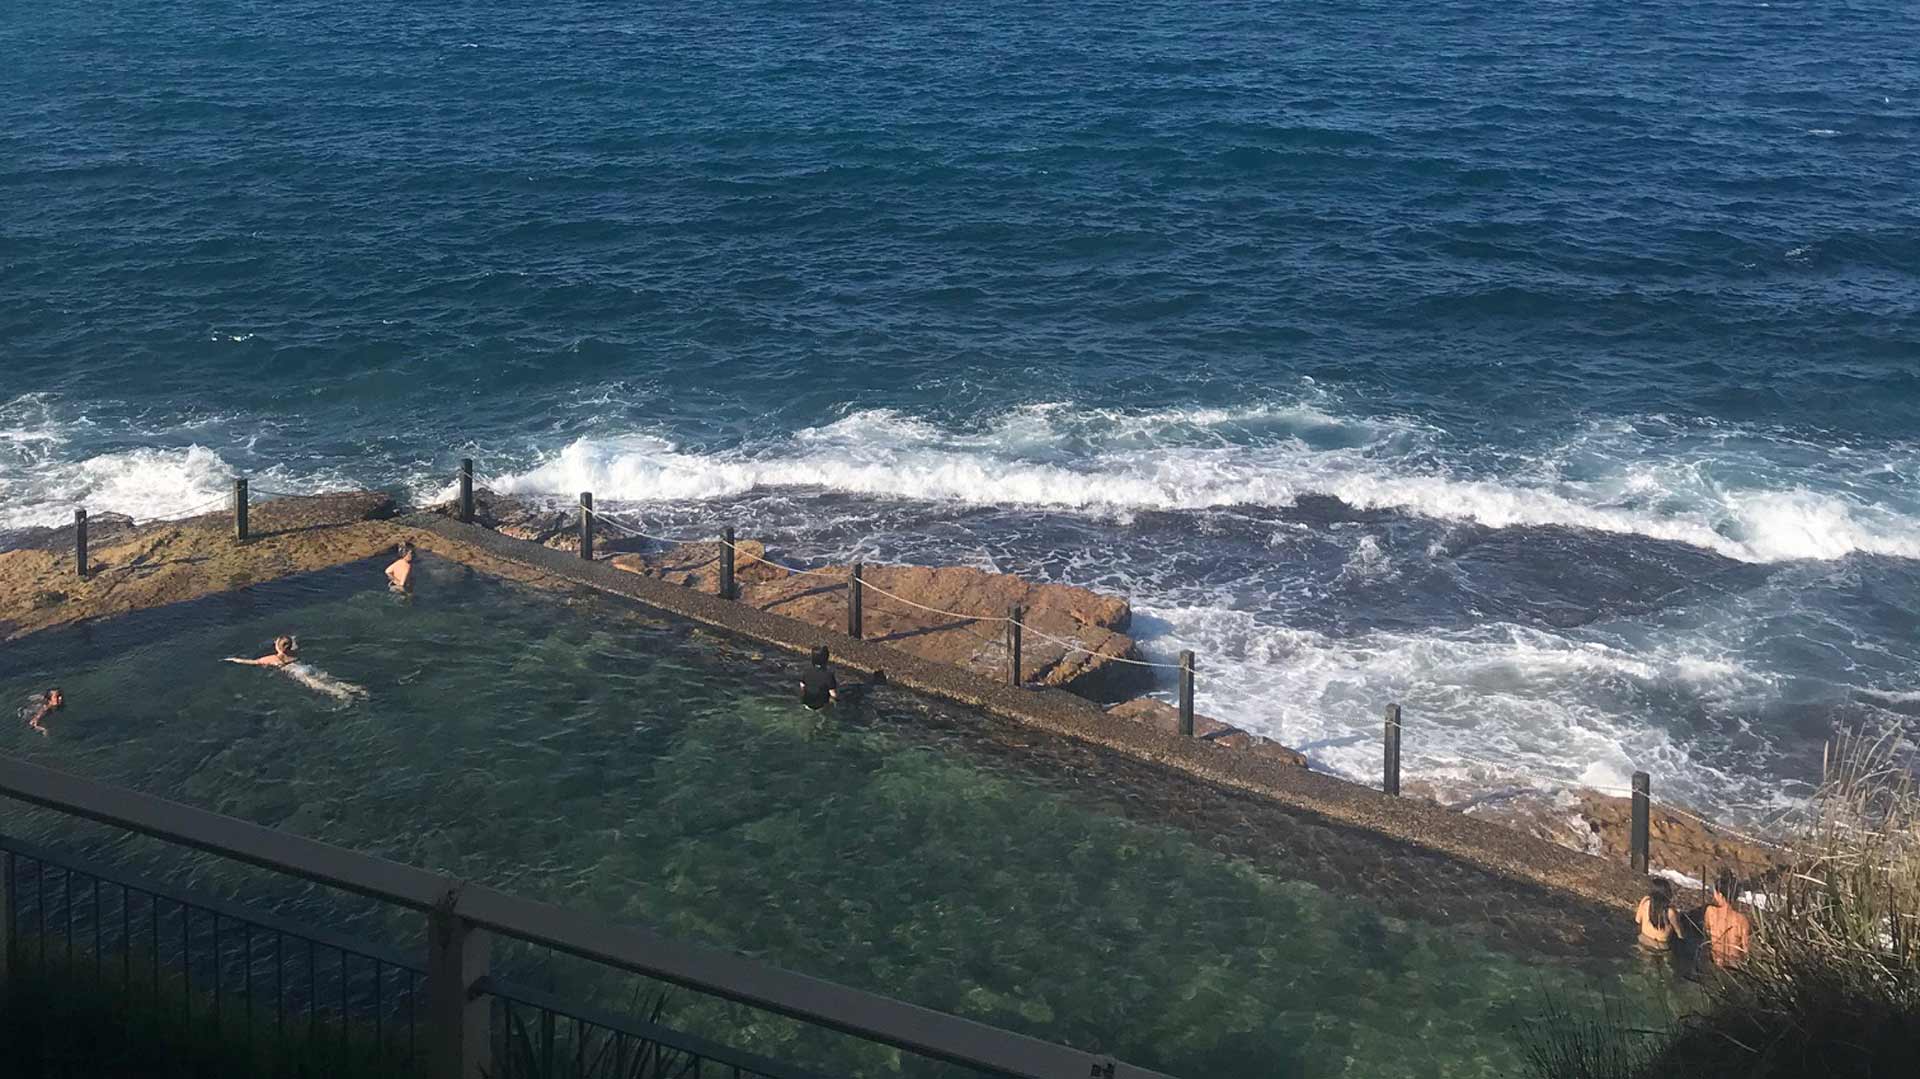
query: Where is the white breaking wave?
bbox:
[482,405,1920,565]
[1129,604,1787,815]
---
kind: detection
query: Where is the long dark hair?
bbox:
[1645,876,1673,925]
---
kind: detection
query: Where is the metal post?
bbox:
[720,526,736,600]
[426,904,491,1079]
[74,509,88,577]
[1177,651,1195,737]
[848,562,864,639]
[233,478,249,542]
[459,459,474,523]
[1630,771,1651,874]
[578,492,593,561]
[1383,704,1402,796]
[1007,605,1023,687]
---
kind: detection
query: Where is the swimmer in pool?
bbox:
[226,634,300,668]
[385,540,416,593]
[798,646,838,710]
[23,687,63,736]
[225,635,368,703]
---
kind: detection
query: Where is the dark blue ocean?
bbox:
[4,0,1917,820]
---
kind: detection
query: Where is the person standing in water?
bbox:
[23,688,63,735]
[1705,869,1752,968]
[798,646,839,710]
[225,635,368,703]
[386,540,416,593]
[1634,876,1682,952]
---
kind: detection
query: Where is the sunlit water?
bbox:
[0,557,1685,1076]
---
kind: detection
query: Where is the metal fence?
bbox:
[0,755,1168,1079]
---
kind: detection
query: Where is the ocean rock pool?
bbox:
[0,554,1684,1077]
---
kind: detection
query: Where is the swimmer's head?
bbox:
[1713,870,1739,906]
[274,635,298,656]
[810,645,829,668]
[398,540,415,560]
[45,688,63,709]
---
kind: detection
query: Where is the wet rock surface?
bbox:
[612,543,1152,701]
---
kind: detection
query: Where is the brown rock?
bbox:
[611,540,788,591]
[611,545,1150,701]
[1456,787,1792,881]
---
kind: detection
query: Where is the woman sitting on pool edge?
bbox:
[225,635,368,703]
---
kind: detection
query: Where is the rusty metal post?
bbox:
[74,509,88,577]
[720,526,736,600]
[847,562,863,639]
[1178,651,1195,737]
[1007,605,1023,687]
[1384,704,1402,796]
[233,477,249,542]
[578,492,593,560]
[1631,771,1651,874]
[459,459,474,523]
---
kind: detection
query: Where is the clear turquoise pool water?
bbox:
[0,557,1681,1077]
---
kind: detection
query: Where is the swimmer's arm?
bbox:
[224,655,281,666]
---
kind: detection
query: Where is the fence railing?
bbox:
[0,755,1169,1079]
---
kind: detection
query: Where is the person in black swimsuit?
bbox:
[799,646,839,710]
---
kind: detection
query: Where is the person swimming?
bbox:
[385,540,416,593]
[225,635,368,703]
[1634,876,1682,951]
[22,687,63,736]
[799,646,839,710]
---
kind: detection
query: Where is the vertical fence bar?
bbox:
[459,458,475,523]
[75,508,89,577]
[1383,704,1403,796]
[234,478,249,542]
[847,562,864,640]
[426,905,492,1079]
[1007,605,1023,687]
[720,526,736,600]
[1630,771,1651,874]
[578,493,593,561]
[1177,651,1196,737]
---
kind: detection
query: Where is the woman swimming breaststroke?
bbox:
[224,635,369,704]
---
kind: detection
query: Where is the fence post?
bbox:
[425,902,491,1079]
[74,509,88,577]
[233,477,249,542]
[1630,771,1651,874]
[1007,605,1023,687]
[578,492,593,560]
[720,526,736,600]
[1178,650,1195,737]
[459,459,474,523]
[847,562,864,639]
[1383,704,1402,796]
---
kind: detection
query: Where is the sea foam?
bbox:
[483,404,1920,565]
